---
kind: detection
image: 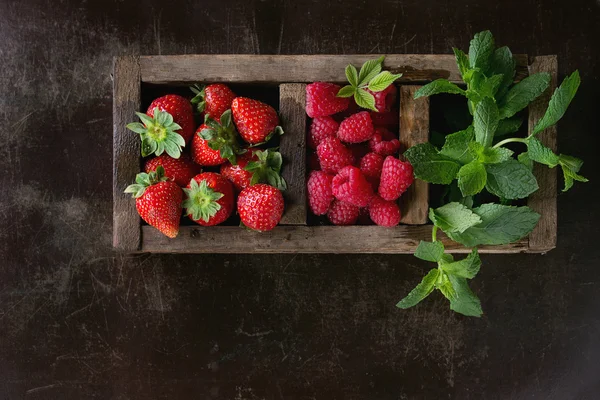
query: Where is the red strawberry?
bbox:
[127,107,188,159]
[191,110,243,166]
[306,82,350,118]
[359,152,384,190]
[369,195,401,227]
[337,111,375,143]
[190,83,236,119]
[369,127,401,156]
[316,137,354,174]
[307,151,321,171]
[144,154,201,187]
[308,116,339,150]
[183,172,234,226]
[370,110,399,130]
[237,184,284,232]
[307,171,334,215]
[231,97,282,144]
[366,84,397,112]
[332,165,374,207]
[327,199,359,226]
[220,148,287,192]
[379,156,414,201]
[124,166,182,238]
[147,95,195,143]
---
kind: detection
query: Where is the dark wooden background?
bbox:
[1,0,599,398]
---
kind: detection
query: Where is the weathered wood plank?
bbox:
[140,226,529,254]
[140,54,529,85]
[398,85,429,225]
[526,55,558,253]
[278,84,307,225]
[113,56,142,251]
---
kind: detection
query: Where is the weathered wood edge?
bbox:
[526,55,558,253]
[399,85,429,224]
[113,56,142,251]
[140,54,529,85]
[140,226,528,254]
[279,84,307,225]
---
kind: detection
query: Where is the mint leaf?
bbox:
[453,48,470,78]
[485,159,538,199]
[474,97,499,147]
[457,161,487,196]
[429,202,482,234]
[415,241,445,262]
[439,126,476,165]
[414,79,466,99]
[436,271,456,300]
[468,30,494,73]
[498,72,551,119]
[368,71,402,92]
[533,70,581,135]
[490,46,516,99]
[357,56,385,86]
[558,154,588,191]
[337,85,356,98]
[345,65,358,87]
[440,248,480,279]
[354,88,377,111]
[518,152,533,171]
[404,143,462,184]
[447,275,483,317]
[446,203,540,247]
[527,137,559,167]
[475,145,514,164]
[396,269,439,309]
[470,74,504,99]
[495,117,523,137]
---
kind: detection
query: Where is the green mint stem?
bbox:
[492,137,528,149]
[432,226,438,242]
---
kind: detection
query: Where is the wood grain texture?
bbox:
[140,54,528,85]
[113,56,141,251]
[526,56,558,253]
[278,84,307,225]
[141,225,529,254]
[399,85,429,224]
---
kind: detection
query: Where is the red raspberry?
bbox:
[379,156,414,201]
[369,195,401,227]
[327,199,360,225]
[370,110,399,130]
[357,207,374,225]
[307,151,321,171]
[307,171,334,215]
[367,84,397,112]
[334,97,361,121]
[337,111,374,143]
[317,137,354,174]
[359,152,384,190]
[369,127,401,156]
[308,116,339,150]
[306,82,350,118]
[332,165,374,207]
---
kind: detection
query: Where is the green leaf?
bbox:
[446,203,540,247]
[490,46,516,99]
[473,97,499,147]
[414,79,466,99]
[429,202,482,234]
[368,71,402,92]
[447,275,483,317]
[439,126,476,165]
[414,241,445,262]
[527,137,559,167]
[337,86,356,98]
[533,70,581,135]
[404,143,461,184]
[126,122,147,134]
[354,88,377,111]
[518,152,533,171]
[485,159,538,199]
[396,269,439,309]
[495,117,523,137]
[357,55,385,86]
[457,161,487,196]
[440,248,480,279]
[345,64,358,87]
[498,72,551,119]
[558,154,588,191]
[163,139,181,159]
[453,48,470,78]
[141,136,158,157]
[474,145,514,164]
[436,271,455,299]
[468,30,494,73]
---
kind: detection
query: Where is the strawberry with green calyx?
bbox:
[231,97,284,145]
[220,148,287,192]
[190,83,236,119]
[144,154,201,187]
[124,166,183,238]
[336,56,403,112]
[127,108,187,159]
[192,110,244,166]
[183,173,234,226]
[147,94,195,143]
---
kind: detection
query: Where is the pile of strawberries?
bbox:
[124,84,286,238]
[305,61,414,227]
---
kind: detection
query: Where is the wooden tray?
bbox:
[113,54,557,254]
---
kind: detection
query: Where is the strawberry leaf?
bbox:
[357,55,385,86]
[345,65,358,87]
[337,85,356,98]
[368,71,402,92]
[354,88,377,111]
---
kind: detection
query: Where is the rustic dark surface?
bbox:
[1,0,599,399]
